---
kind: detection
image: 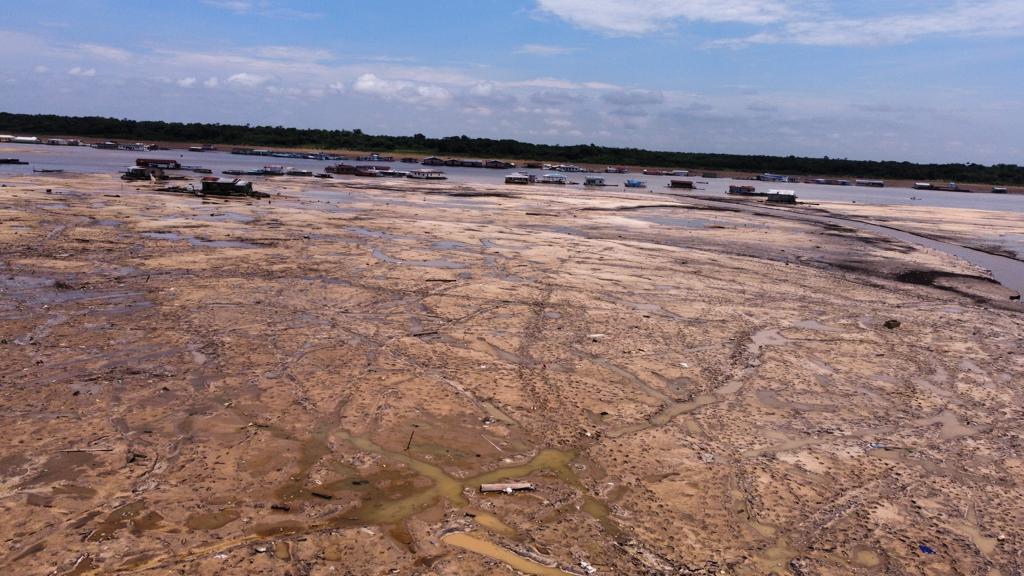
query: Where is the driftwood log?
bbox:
[480,482,535,493]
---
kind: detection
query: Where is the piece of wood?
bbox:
[480,482,535,493]
[60,448,114,453]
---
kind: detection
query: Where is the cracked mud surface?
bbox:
[1,174,1022,575]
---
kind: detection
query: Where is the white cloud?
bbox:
[538,0,1024,46]
[328,81,345,94]
[227,72,269,86]
[716,0,1024,47]
[536,0,792,34]
[515,43,576,56]
[79,43,132,61]
[33,65,49,74]
[177,77,197,87]
[68,66,96,77]
[352,73,451,105]
[203,76,220,88]
[601,89,664,106]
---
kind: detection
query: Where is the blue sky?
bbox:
[1,0,1022,163]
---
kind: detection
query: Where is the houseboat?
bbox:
[260,165,286,176]
[670,170,690,177]
[855,180,885,188]
[913,182,934,190]
[624,179,647,189]
[485,160,515,169]
[539,173,568,185]
[553,164,584,173]
[505,172,532,185]
[286,169,314,177]
[584,176,611,187]
[727,185,762,196]
[758,173,789,182]
[605,167,629,174]
[136,158,181,170]
[408,169,448,180]
[766,189,797,203]
[375,169,408,178]
[992,187,1008,194]
[400,157,420,164]
[421,156,446,166]
[326,163,358,175]
[668,180,695,189]
[188,146,205,152]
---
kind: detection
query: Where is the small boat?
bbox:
[315,173,334,179]
[286,169,314,177]
[33,169,64,173]
[505,172,532,185]
[539,173,568,185]
[624,179,647,189]
[191,168,213,174]
[0,158,29,165]
[261,165,286,176]
[408,169,447,180]
[992,186,1008,194]
[222,169,246,176]
[375,169,409,178]
[605,167,628,174]
[188,146,205,152]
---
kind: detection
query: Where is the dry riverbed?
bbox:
[1,174,1022,575]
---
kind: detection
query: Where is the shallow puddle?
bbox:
[442,532,570,575]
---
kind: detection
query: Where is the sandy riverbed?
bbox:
[1,174,1022,575]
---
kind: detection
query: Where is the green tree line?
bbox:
[2,112,1021,184]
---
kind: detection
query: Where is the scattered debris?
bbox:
[310,490,333,500]
[270,503,291,511]
[884,319,901,330]
[580,560,597,574]
[919,544,936,555]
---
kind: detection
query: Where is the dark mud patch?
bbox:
[894,269,999,287]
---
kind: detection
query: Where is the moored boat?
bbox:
[727,185,763,196]
[624,179,647,188]
[408,169,447,180]
[505,172,532,185]
[539,173,568,185]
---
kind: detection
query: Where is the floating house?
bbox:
[122,166,165,181]
[201,177,254,196]
[11,136,40,144]
[484,160,515,169]
[624,179,647,189]
[408,169,447,180]
[668,180,695,189]
[766,189,797,203]
[505,172,532,185]
[855,180,885,188]
[757,173,789,182]
[421,156,445,166]
[584,176,609,186]
[136,158,181,170]
[605,167,628,174]
[0,135,12,142]
[992,187,1008,194]
[539,173,568,185]
[728,185,762,196]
